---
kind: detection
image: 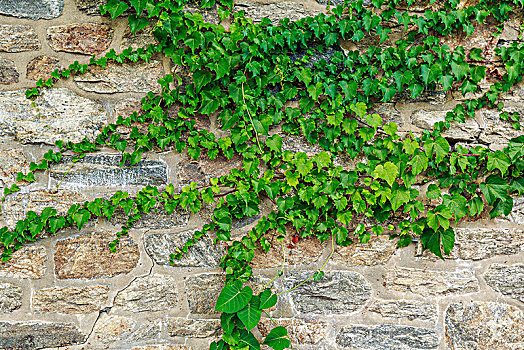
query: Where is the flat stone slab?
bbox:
[0,25,40,53]
[185,273,223,314]
[484,263,524,302]
[33,285,110,314]
[367,300,438,322]
[0,282,23,312]
[47,23,113,55]
[166,318,220,338]
[113,274,179,312]
[0,321,85,350]
[0,246,47,279]
[0,0,63,20]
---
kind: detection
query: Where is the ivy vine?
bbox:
[1,0,524,349]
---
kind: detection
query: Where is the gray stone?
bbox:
[367,300,437,322]
[145,230,223,267]
[0,57,18,84]
[411,110,481,141]
[455,228,524,260]
[0,246,47,279]
[33,285,110,314]
[0,25,40,53]
[0,148,29,190]
[479,107,524,149]
[111,206,190,230]
[49,154,168,190]
[445,301,524,349]
[47,23,113,55]
[0,88,107,145]
[0,0,63,20]
[336,324,439,350]
[75,0,104,15]
[166,318,220,338]
[332,235,398,266]
[384,267,479,296]
[74,60,164,93]
[0,321,85,350]
[0,282,22,312]
[235,1,322,24]
[282,271,371,314]
[185,273,224,314]
[484,263,524,302]
[281,135,322,156]
[91,314,162,347]
[258,318,328,345]
[114,274,179,312]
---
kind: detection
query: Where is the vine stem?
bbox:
[256,239,286,296]
[241,81,263,153]
[262,309,294,350]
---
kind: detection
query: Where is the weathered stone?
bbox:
[91,314,162,347]
[445,301,524,350]
[130,346,191,350]
[26,55,62,81]
[484,264,524,302]
[0,88,107,145]
[1,190,87,230]
[114,98,142,118]
[0,321,85,350]
[336,324,439,350]
[411,110,481,141]
[145,230,223,267]
[48,23,113,55]
[179,154,243,186]
[114,274,179,312]
[0,148,29,190]
[384,267,479,296]
[455,228,524,260]
[258,319,328,345]
[0,57,18,84]
[0,25,40,53]
[281,135,323,156]
[185,273,223,314]
[367,300,437,322]
[0,246,46,279]
[54,231,140,279]
[74,60,164,93]
[75,0,104,15]
[166,318,220,338]
[0,282,22,312]
[332,235,397,266]
[49,154,168,190]
[121,24,158,51]
[33,285,110,314]
[235,1,322,24]
[112,205,189,230]
[370,103,403,125]
[282,271,371,314]
[479,108,524,149]
[0,0,63,19]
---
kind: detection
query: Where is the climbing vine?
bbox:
[1,0,524,348]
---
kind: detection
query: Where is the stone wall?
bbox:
[0,0,523,349]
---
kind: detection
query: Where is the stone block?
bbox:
[258,318,328,345]
[235,1,322,24]
[479,107,523,149]
[0,246,46,279]
[54,231,140,279]
[410,109,481,141]
[90,314,162,347]
[166,318,220,338]
[114,274,179,312]
[484,263,524,302]
[332,235,397,266]
[111,206,189,230]
[48,23,113,55]
[75,0,104,15]
[185,273,223,314]
[130,346,191,350]
[0,321,85,350]
[0,88,107,145]
[0,57,18,84]
[0,0,63,20]
[178,154,243,186]
[33,285,110,314]
[121,24,158,51]
[0,282,22,312]
[445,301,524,349]
[0,25,40,52]
[282,271,371,314]
[26,56,62,81]
[455,228,524,260]
[367,300,437,322]
[0,148,29,190]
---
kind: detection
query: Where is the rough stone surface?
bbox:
[484,263,524,302]
[445,302,524,350]
[91,314,162,347]
[54,231,140,279]
[0,57,18,84]
[0,88,107,145]
[114,274,179,312]
[111,206,190,230]
[26,55,62,81]
[179,154,243,186]
[370,103,403,125]
[0,25,40,53]
[282,271,371,314]
[145,230,223,267]
[336,324,439,350]
[75,0,104,15]
[166,318,220,338]
[0,0,63,20]
[33,285,110,314]
[114,97,142,119]
[185,273,223,314]
[332,235,397,266]
[0,282,23,312]
[0,321,85,350]
[49,154,168,189]
[455,228,524,260]
[258,319,328,345]
[384,267,479,296]
[235,1,322,23]
[0,246,46,279]
[479,107,524,149]
[74,60,164,93]
[281,135,323,156]
[130,346,191,350]
[367,300,437,322]
[411,110,481,141]
[0,148,29,190]
[121,24,158,50]
[47,23,113,55]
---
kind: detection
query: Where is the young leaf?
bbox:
[258,289,277,309]
[264,326,290,350]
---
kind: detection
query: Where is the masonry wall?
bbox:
[0,0,523,349]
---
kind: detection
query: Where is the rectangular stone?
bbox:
[367,300,437,322]
[0,25,40,52]
[33,286,110,314]
[0,246,46,279]
[0,321,85,349]
[0,282,22,312]
[455,228,524,260]
[0,0,63,19]
[47,23,113,55]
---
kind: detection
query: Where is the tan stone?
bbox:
[258,318,328,345]
[0,282,23,312]
[410,109,481,141]
[0,246,46,279]
[130,346,191,350]
[479,107,524,149]
[0,24,40,52]
[121,24,158,51]
[114,98,142,119]
[332,235,397,266]
[166,318,220,338]
[367,300,437,322]
[54,231,140,279]
[0,57,18,84]
[0,148,29,190]
[47,23,113,55]
[26,56,62,81]
[185,273,223,314]
[178,154,243,186]
[235,1,322,23]
[114,274,179,312]
[33,286,110,314]
[91,314,162,347]
[484,263,524,302]
[384,267,479,296]
[455,228,524,260]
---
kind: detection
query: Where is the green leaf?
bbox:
[487,151,511,176]
[425,137,449,164]
[264,326,290,350]
[451,61,469,81]
[220,313,236,335]
[259,288,277,309]
[443,194,468,223]
[106,0,129,19]
[215,281,253,313]
[409,153,429,175]
[238,298,261,330]
[365,113,382,128]
[372,162,398,187]
[390,187,410,212]
[480,175,508,205]
[129,0,147,13]
[238,329,260,350]
[421,228,442,259]
[266,134,283,153]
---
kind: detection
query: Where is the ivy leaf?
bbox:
[238,329,261,350]
[510,178,524,194]
[426,184,441,199]
[129,0,147,14]
[507,136,524,160]
[128,15,149,34]
[425,137,449,164]
[403,139,419,155]
[259,288,277,309]
[480,175,508,205]
[215,281,253,313]
[372,162,398,187]
[441,75,454,91]
[264,326,290,350]
[365,113,382,128]
[105,0,129,19]
[238,298,261,330]
[220,313,236,335]
[443,194,468,223]
[266,134,283,153]
[470,66,486,84]
[451,61,469,81]
[73,210,91,229]
[390,187,410,212]
[487,151,511,176]
[409,153,429,175]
